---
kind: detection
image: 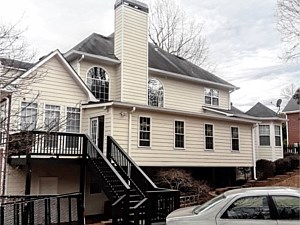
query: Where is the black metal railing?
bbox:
[8,131,84,156]
[284,143,300,155]
[0,193,83,225]
[107,136,180,225]
[85,134,130,224]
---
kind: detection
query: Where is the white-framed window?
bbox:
[174,120,184,149]
[44,104,60,131]
[275,125,281,147]
[87,67,109,102]
[20,102,38,130]
[231,127,239,151]
[66,107,80,133]
[139,117,151,147]
[148,79,164,107]
[259,125,270,146]
[205,88,219,106]
[205,124,214,150]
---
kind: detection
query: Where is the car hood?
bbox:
[167,206,197,219]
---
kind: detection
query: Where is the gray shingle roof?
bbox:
[246,102,278,117]
[282,89,300,112]
[0,58,34,70]
[66,33,234,88]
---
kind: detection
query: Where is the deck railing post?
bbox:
[0,206,3,225]
[79,136,87,224]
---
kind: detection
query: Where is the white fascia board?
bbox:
[149,67,239,91]
[85,101,259,124]
[283,110,300,114]
[202,106,234,117]
[81,102,113,109]
[253,117,287,122]
[64,50,121,65]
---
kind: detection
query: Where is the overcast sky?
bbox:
[1,0,299,112]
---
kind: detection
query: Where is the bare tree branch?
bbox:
[149,0,213,70]
[277,0,300,62]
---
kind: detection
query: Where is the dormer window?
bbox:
[205,88,219,106]
[148,79,164,107]
[87,67,109,102]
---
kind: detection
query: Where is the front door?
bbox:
[90,116,104,151]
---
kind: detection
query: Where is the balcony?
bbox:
[8,131,85,165]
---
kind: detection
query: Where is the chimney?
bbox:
[114,0,149,104]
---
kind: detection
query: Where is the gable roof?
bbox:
[65,33,236,89]
[246,102,278,118]
[9,50,97,102]
[282,88,299,113]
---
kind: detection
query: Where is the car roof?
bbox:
[223,187,300,198]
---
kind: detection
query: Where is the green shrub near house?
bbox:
[256,159,275,180]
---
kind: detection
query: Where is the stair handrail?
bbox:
[107,136,158,190]
[85,134,130,191]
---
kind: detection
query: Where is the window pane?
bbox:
[272,196,300,220]
[139,117,151,147]
[205,124,214,150]
[206,137,213,149]
[275,136,281,146]
[148,79,164,107]
[259,125,270,135]
[20,102,38,130]
[222,196,270,219]
[87,67,109,102]
[232,139,239,151]
[260,136,270,146]
[66,107,80,133]
[45,105,60,131]
[175,121,184,148]
[275,126,281,136]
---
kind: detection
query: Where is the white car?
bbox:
[166,187,300,225]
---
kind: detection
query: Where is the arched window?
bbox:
[148,79,164,107]
[87,67,109,102]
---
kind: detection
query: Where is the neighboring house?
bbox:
[246,102,286,161]
[282,88,300,146]
[0,0,284,221]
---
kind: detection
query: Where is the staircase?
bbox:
[85,135,180,225]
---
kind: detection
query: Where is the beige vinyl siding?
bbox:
[114,5,148,105]
[9,56,88,132]
[256,146,273,161]
[275,147,283,159]
[112,107,253,167]
[149,74,230,112]
[69,59,79,74]
[6,167,26,194]
[81,107,111,153]
[79,60,120,101]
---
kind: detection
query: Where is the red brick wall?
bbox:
[287,112,300,144]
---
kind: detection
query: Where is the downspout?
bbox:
[127,107,135,183]
[252,123,258,180]
[1,94,11,198]
[127,107,136,156]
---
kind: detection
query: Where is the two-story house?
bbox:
[0,0,285,222]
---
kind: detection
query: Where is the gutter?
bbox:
[64,50,121,65]
[82,101,259,124]
[149,67,239,91]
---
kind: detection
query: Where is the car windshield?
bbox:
[193,194,226,214]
